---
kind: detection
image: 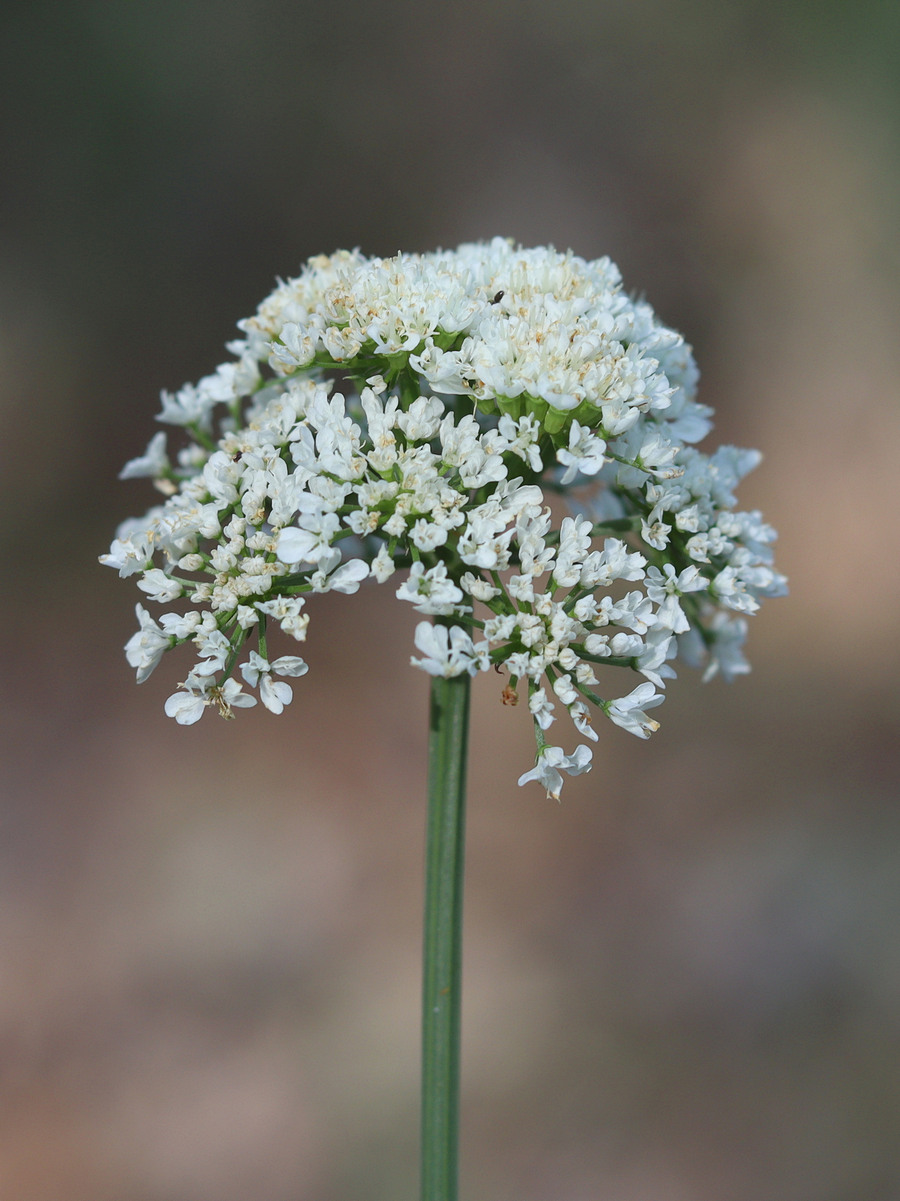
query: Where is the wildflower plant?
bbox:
[103,238,786,1198]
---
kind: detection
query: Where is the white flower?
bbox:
[396,562,465,615]
[370,545,397,583]
[552,674,578,706]
[215,677,258,715]
[276,511,340,565]
[164,675,256,724]
[568,701,599,742]
[410,519,448,553]
[605,682,665,738]
[410,622,487,678]
[517,744,593,800]
[158,383,214,428]
[136,568,184,603]
[125,605,172,683]
[634,626,677,688]
[119,432,169,480]
[164,684,208,725]
[100,526,156,577]
[240,651,309,714]
[528,687,555,730]
[311,557,369,594]
[159,610,208,640]
[192,629,232,676]
[696,612,751,682]
[269,321,316,370]
[484,614,517,642]
[256,596,309,640]
[556,421,607,484]
[460,572,501,602]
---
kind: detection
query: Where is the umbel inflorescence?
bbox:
[102,239,786,798]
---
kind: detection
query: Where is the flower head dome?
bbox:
[102,239,786,797]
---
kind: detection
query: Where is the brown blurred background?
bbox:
[2,2,899,1198]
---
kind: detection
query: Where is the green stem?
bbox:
[421,672,471,1201]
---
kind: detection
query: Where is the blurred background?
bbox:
[2,1,899,1198]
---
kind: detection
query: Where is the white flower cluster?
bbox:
[102,239,786,798]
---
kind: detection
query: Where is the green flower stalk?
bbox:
[422,671,470,1201]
